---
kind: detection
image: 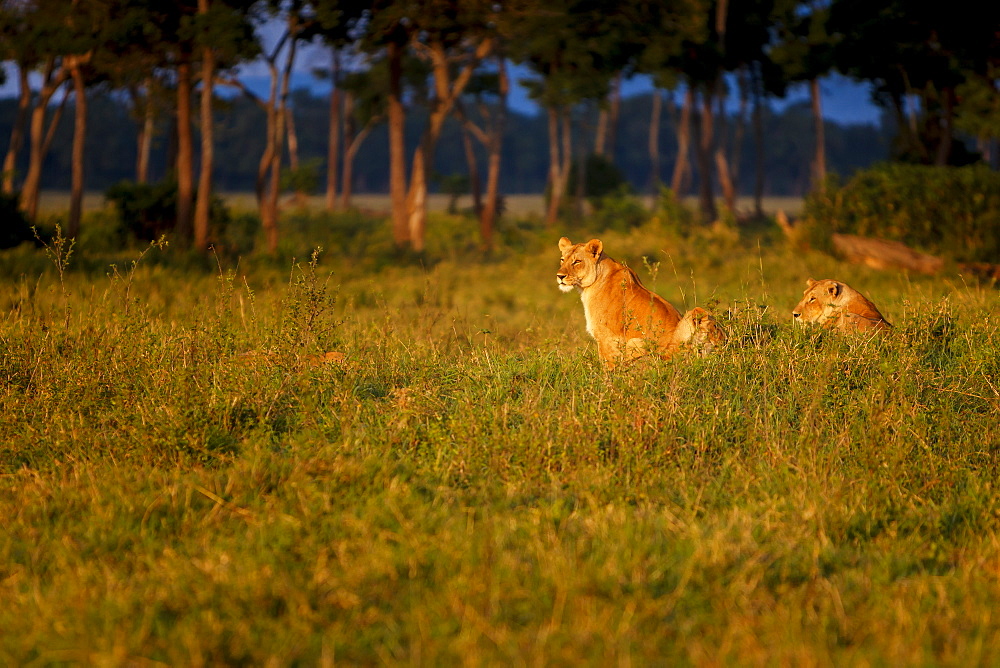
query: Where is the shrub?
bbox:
[803,163,1000,262]
[587,186,649,232]
[0,192,38,250]
[568,153,631,208]
[105,180,179,241]
[651,186,696,235]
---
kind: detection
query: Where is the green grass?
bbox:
[1,207,999,665]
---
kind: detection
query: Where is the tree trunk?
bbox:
[832,233,944,275]
[713,76,736,215]
[20,59,69,222]
[2,66,31,195]
[934,86,954,166]
[256,60,279,209]
[752,67,764,217]
[387,40,409,248]
[693,88,717,223]
[176,55,195,243]
[461,120,481,216]
[648,89,662,198]
[595,106,608,157]
[194,18,215,250]
[671,87,693,196]
[135,81,155,184]
[342,107,376,211]
[340,92,356,210]
[404,37,494,252]
[68,58,88,238]
[606,72,621,159]
[286,105,304,205]
[406,145,429,250]
[325,48,341,212]
[479,56,507,254]
[545,106,562,225]
[810,77,826,191]
[263,34,297,254]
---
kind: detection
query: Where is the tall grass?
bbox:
[1,207,998,665]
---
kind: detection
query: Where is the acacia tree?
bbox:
[830,0,1000,166]
[634,0,707,198]
[509,0,641,225]
[191,0,256,249]
[311,0,365,212]
[661,0,776,222]
[954,63,1000,167]
[0,6,29,196]
[3,0,75,222]
[220,0,315,253]
[770,0,837,192]
[366,0,497,252]
[454,58,510,252]
[61,0,117,237]
[338,65,389,209]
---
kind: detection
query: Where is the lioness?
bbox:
[557,237,726,367]
[792,278,891,332]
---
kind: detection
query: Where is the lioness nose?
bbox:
[556,273,566,281]
[792,312,800,318]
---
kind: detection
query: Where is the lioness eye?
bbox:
[572,260,580,265]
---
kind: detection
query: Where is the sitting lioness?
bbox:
[557,237,726,367]
[792,278,891,332]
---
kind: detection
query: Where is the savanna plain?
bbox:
[2,195,1000,666]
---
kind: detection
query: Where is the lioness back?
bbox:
[792,278,891,332]
[557,237,724,366]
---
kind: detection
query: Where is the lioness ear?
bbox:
[806,278,817,288]
[558,237,573,253]
[827,282,842,297]
[585,239,603,257]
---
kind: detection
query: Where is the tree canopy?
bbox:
[0,0,997,247]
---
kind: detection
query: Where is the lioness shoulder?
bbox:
[792,278,891,332]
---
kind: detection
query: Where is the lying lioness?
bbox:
[792,278,891,332]
[557,237,725,367]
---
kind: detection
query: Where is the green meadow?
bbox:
[2,201,999,665]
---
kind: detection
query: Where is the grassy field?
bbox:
[2,202,999,665]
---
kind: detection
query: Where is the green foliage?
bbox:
[586,186,648,232]
[280,158,323,195]
[105,179,238,252]
[568,153,631,206]
[0,192,37,250]
[105,180,182,242]
[433,172,471,214]
[803,163,1000,262]
[651,185,697,234]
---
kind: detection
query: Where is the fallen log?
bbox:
[957,261,1000,282]
[831,233,945,275]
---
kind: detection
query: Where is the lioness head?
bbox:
[792,278,890,331]
[557,237,604,292]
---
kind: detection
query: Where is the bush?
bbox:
[105,180,179,242]
[587,186,649,232]
[105,180,235,247]
[651,186,696,235]
[0,192,39,250]
[803,163,1000,262]
[568,153,631,208]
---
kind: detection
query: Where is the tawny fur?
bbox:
[557,237,726,367]
[792,278,891,332]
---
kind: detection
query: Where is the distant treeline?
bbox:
[0,89,893,198]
